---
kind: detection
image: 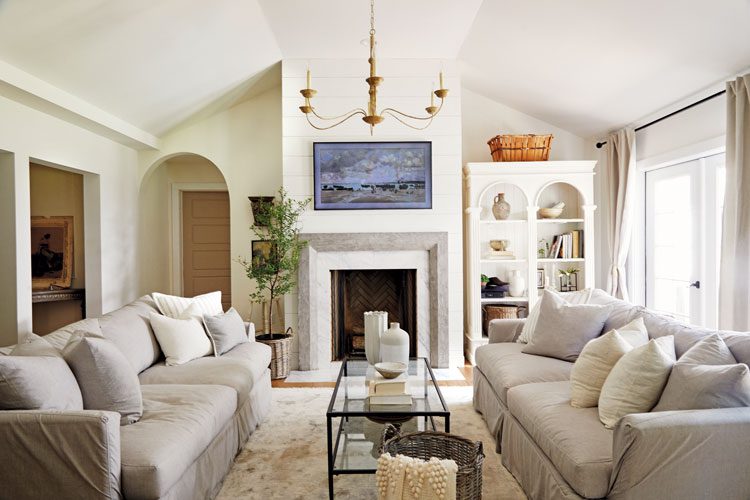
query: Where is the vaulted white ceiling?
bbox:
[0,0,748,141]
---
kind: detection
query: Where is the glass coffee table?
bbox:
[326,357,450,499]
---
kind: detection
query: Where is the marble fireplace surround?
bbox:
[297,232,449,370]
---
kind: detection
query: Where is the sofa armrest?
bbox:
[488,318,525,343]
[609,408,750,499]
[245,321,256,340]
[0,410,122,500]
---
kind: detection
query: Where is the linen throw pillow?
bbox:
[598,335,675,428]
[615,317,649,348]
[0,356,83,410]
[203,307,248,356]
[149,303,213,365]
[152,290,223,318]
[570,329,633,408]
[652,363,750,412]
[63,332,143,425]
[10,334,61,357]
[517,288,594,344]
[677,333,737,365]
[521,290,611,362]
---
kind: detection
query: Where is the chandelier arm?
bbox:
[379,98,445,121]
[310,107,368,121]
[305,110,366,130]
[381,110,436,130]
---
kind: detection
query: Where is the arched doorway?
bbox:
[138,154,230,309]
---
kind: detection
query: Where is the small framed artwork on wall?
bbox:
[251,240,276,269]
[313,141,432,210]
[31,216,74,290]
[536,269,546,289]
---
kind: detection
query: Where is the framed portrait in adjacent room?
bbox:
[30,216,73,290]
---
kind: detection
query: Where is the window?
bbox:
[644,153,724,328]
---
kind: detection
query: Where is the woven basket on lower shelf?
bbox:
[381,424,485,500]
[255,328,292,379]
[488,134,553,162]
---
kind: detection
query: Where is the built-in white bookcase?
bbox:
[462,161,597,363]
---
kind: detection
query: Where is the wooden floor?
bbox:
[271,362,474,388]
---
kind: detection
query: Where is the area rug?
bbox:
[217,386,526,500]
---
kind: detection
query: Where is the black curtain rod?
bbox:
[595,89,726,148]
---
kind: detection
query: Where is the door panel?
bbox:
[182,191,231,311]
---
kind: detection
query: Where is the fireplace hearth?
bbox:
[331,269,416,360]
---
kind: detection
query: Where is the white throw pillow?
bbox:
[570,329,633,408]
[598,335,675,428]
[613,317,649,348]
[152,291,223,318]
[149,304,213,366]
[516,287,594,344]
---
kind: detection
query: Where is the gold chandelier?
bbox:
[299,0,449,134]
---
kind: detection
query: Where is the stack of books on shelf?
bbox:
[484,250,516,260]
[547,230,584,259]
[368,373,412,409]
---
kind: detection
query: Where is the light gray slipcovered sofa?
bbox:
[0,295,272,500]
[473,289,750,500]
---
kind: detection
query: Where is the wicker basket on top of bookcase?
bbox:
[488,134,553,162]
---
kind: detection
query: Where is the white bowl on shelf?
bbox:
[538,207,563,219]
[374,362,407,379]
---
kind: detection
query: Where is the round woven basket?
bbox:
[256,330,292,379]
[381,425,485,500]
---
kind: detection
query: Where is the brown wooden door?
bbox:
[182,191,231,310]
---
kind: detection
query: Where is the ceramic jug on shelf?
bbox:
[379,322,409,365]
[509,270,526,297]
[492,193,511,220]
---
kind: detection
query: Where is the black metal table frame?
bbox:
[326,357,450,499]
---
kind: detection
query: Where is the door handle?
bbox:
[689,281,701,289]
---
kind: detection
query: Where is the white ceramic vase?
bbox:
[379,322,409,366]
[509,270,526,297]
[363,311,388,365]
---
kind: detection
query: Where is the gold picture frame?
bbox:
[30,216,73,290]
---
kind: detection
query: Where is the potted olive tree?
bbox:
[240,188,309,379]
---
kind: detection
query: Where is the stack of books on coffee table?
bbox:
[367,373,412,409]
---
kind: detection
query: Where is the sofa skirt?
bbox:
[472,365,507,453]
[161,369,272,500]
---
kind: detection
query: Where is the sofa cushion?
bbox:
[653,363,750,412]
[138,342,271,407]
[120,384,236,499]
[517,288,593,344]
[475,343,572,405]
[149,305,214,366]
[44,318,103,351]
[678,333,737,365]
[507,381,613,499]
[203,307,249,356]
[99,295,162,373]
[570,329,632,408]
[0,356,83,410]
[152,291,223,318]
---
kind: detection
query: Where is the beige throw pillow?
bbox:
[678,333,737,365]
[516,288,593,344]
[570,329,633,408]
[149,304,213,366]
[152,291,223,318]
[653,363,750,412]
[615,317,649,348]
[598,335,675,428]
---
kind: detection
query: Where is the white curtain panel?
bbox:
[605,128,636,301]
[719,74,750,331]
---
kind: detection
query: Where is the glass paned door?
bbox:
[645,154,724,328]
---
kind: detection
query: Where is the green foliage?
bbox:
[239,188,310,335]
[481,273,489,284]
[558,266,580,276]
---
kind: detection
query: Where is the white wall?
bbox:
[138,85,283,322]
[281,58,464,367]
[0,94,140,345]
[461,88,587,164]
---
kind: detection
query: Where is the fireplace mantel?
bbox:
[294,232,449,370]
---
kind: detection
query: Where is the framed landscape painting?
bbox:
[313,142,432,210]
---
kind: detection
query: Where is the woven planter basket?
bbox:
[256,329,292,379]
[488,134,553,162]
[381,424,485,500]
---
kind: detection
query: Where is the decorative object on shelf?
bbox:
[488,277,509,287]
[298,0,448,134]
[547,229,584,259]
[247,196,275,226]
[239,188,310,379]
[313,142,432,210]
[31,216,74,290]
[374,361,407,379]
[558,267,579,292]
[489,239,509,251]
[492,192,511,220]
[364,311,388,365]
[487,134,553,162]
[380,322,410,365]
[508,270,526,297]
[484,304,518,331]
[537,269,546,289]
[480,274,489,289]
[538,202,565,219]
[538,239,550,258]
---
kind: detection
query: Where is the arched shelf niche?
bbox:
[478,182,529,221]
[535,181,586,219]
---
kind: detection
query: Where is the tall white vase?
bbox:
[380,322,410,365]
[509,270,526,297]
[364,311,388,365]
